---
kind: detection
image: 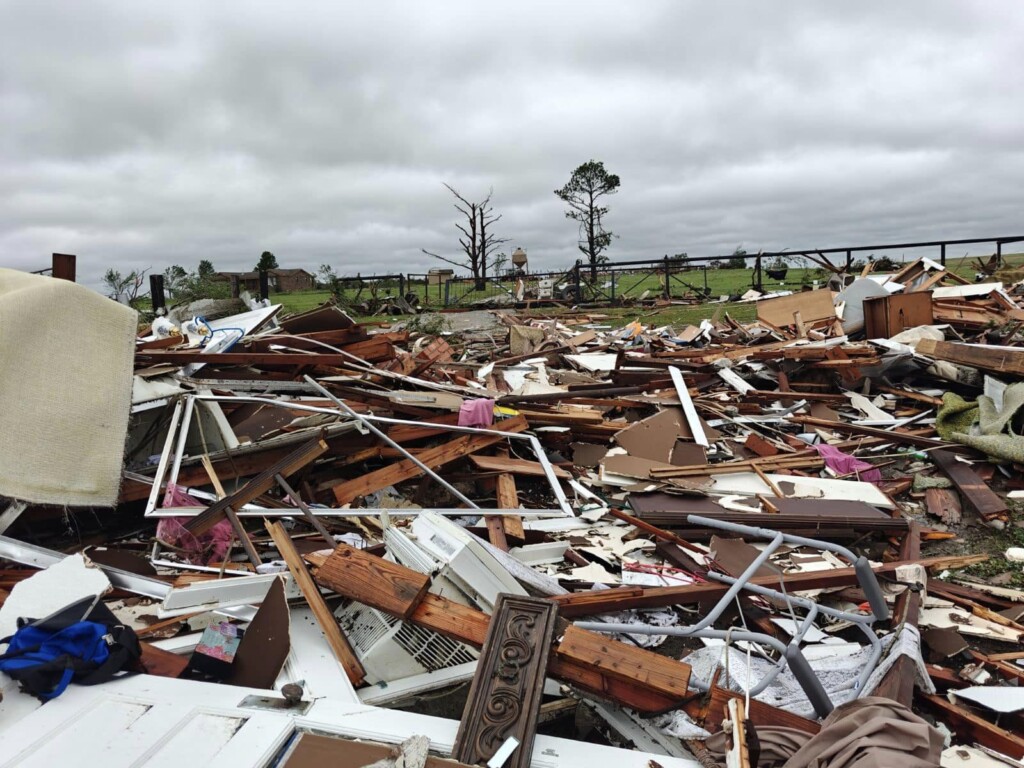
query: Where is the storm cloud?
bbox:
[2,1,1023,288]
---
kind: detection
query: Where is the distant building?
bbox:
[214,268,315,293]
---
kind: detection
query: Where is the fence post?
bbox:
[845,250,852,271]
[997,240,1003,267]
[399,273,406,298]
[444,279,451,306]
[230,275,240,298]
[611,270,616,302]
[663,256,671,299]
[150,274,166,315]
[574,261,582,302]
[51,253,76,282]
[754,254,763,292]
[259,269,269,301]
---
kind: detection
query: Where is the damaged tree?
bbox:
[555,160,620,280]
[102,267,150,308]
[423,184,509,291]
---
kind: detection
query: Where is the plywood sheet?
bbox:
[756,289,835,327]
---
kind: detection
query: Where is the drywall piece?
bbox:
[669,367,708,447]
[920,606,1024,643]
[0,553,111,641]
[571,442,609,468]
[940,745,1011,767]
[770,618,829,644]
[159,572,297,616]
[227,577,290,690]
[509,542,570,566]
[932,283,1004,299]
[718,367,754,395]
[601,452,679,482]
[615,408,691,463]
[565,353,618,372]
[953,686,1024,714]
[709,472,895,509]
[567,561,620,583]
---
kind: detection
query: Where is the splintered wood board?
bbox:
[315,542,431,619]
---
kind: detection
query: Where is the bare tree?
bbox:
[103,267,150,308]
[423,184,508,290]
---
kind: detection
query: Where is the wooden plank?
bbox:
[453,595,558,768]
[135,351,369,367]
[495,474,525,541]
[185,436,329,536]
[550,553,989,617]
[682,684,820,736]
[315,542,430,620]
[329,415,527,506]
[924,487,962,525]
[872,523,920,706]
[919,692,1024,759]
[386,412,461,443]
[483,516,508,550]
[327,575,690,713]
[931,449,1008,521]
[915,338,1024,377]
[469,455,570,478]
[265,522,366,685]
[786,415,955,450]
[556,624,690,698]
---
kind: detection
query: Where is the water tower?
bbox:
[511,247,528,274]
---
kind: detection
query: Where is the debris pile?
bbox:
[2,264,1024,767]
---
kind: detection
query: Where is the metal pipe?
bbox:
[303,375,479,509]
[192,393,575,516]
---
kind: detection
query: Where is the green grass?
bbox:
[264,252,1024,322]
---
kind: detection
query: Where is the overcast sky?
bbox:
[2,1,1023,289]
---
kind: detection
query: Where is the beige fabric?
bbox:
[782,697,942,768]
[704,697,942,768]
[0,268,137,506]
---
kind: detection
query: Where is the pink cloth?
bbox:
[156,483,235,565]
[813,443,882,484]
[459,398,495,427]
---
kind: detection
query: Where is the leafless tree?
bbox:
[423,184,509,290]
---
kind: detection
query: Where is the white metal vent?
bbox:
[393,622,476,672]
[335,601,477,684]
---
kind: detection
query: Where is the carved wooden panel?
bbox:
[453,593,558,768]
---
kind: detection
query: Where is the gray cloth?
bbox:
[704,697,942,768]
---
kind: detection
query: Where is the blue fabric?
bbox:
[0,621,111,699]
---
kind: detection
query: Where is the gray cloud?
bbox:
[2,1,1023,289]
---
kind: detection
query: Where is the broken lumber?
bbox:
[265,521,365,685]
[329,415,528,505]
[315,542,430,619]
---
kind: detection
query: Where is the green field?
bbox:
[258,251,1024,329]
